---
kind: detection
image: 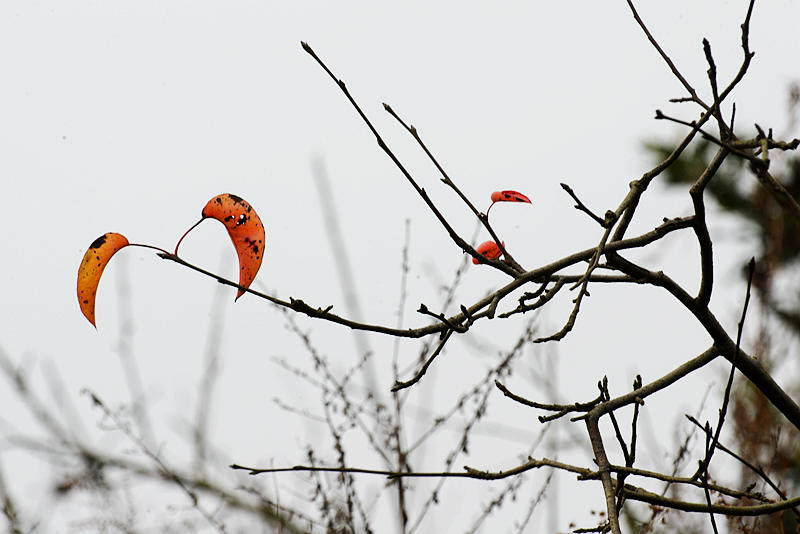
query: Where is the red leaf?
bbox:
[473,240,504,264]
[175,194,266,300]
[77,232,130,326]
[490,190,531,204]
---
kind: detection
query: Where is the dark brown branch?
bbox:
[717,0,756,108]
[586,412,622,534]
[700,423,721,533]
[654,110,756,160]
[655,111,800,224]
[604,253,800,430]
[611,117,708,242]
[622,485,800,516]
[612,0,757,244]
[560,182,607,226]
[555,274,641,284]
[232,456,592,480]
[584,346,719,420]
[603,375,642,514]
[233,463,406,477]
[696,258,755,479]
[614,375,644,513]
[494,380,603,422]
[391,329,454,392]
[231,424,800,521]
[669,96,696,104]
[462,457,592,480]
[628,374,642,467]
[599,378,632,468]
[416,303,467,333]
[300,42,520,278]
[702,38,729,140]
[158,216,695,340]
[498,279,567,319]
[383,103,524,272]
[517,276,551,304]
[689,146,729,307]
[160,251,446,337]
[686,415,800,519]
[607,463,768,503]
[625,0,707,109]
[531,222,615,343]
[731,136,800,151]
[655,109,800,185]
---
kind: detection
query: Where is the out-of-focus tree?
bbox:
[646,81,800,533]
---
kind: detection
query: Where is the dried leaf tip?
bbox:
[490,190,532,204]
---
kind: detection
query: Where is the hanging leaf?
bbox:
[473,240,505,264]
[77,232,130,327]
[490,190,532,204]
[175,193,266,300]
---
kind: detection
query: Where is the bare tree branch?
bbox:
[300,41,521,277]
[383,103,524,272]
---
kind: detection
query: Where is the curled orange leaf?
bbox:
[473,240,504,264]
[176,193,266,300]
[77,232,130,326]
[490,190,531,204]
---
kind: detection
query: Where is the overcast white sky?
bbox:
[1,1,799,532]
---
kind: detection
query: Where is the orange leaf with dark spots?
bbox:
[175,193,266,300]
[473,240,504,264]
[77,232,130,326]
[490,190,531,204]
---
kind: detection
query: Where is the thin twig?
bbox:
[599,378,631,468]
[702,38,729,140]
[232,456,591,480]
[383,103,524,272]
[560,182,607,226]
[494,380,603,423]
[654,110,753,160]
[606,463,768,503]
[416,304,468,333]
[701,422,721,534]
[82,389,228,534]
[685,415,800,519]
[391,329,454,392]
[622,485,800,516]
[625,0,708,109]
[531,222,615,343]
[695,257,755,478]
[151,215,694,339]
[300,42,519,277]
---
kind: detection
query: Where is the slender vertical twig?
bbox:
[696,258,756,479]
[391,219,412,533]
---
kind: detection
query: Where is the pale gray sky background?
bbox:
[1,1,799,532]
